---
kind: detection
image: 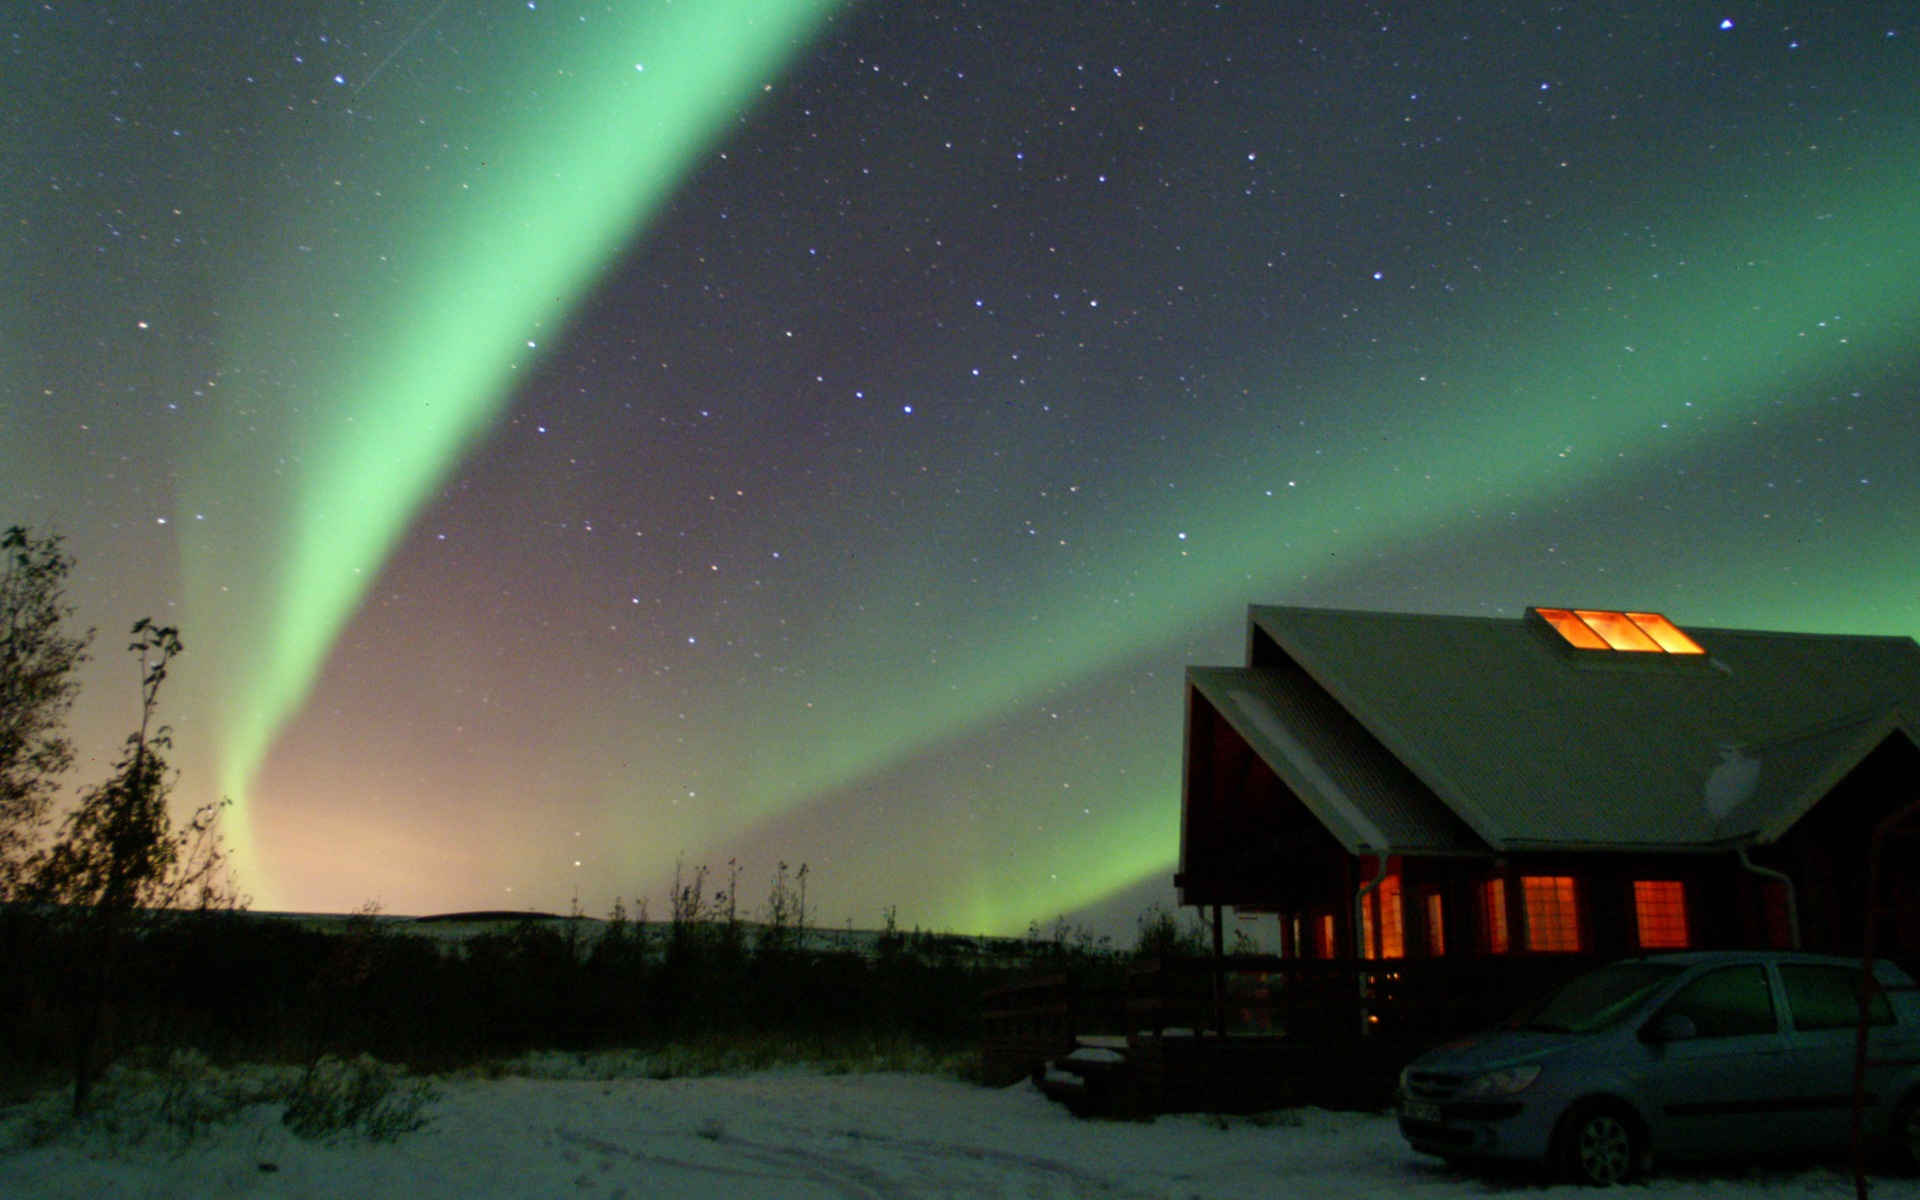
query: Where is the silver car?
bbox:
[1396,951,1920,1184]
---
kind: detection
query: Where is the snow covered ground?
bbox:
[1,1065,1905,1199]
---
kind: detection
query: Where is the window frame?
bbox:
[1632,879,1690,950]
[1519,874,1583,953]
[1421,888,1446,958]
[1477,876,1510,955]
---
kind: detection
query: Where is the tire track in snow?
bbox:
[559,1132,795,1184]
[813,1128,1157,1198]
[559,1124,1160,1198]
[560,1130,909,1200]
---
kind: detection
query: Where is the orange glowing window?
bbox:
[1633,880,1690,949]
[1316,912,1337,959]
[1424,891,1446,957]
[1361,873,1405,960]
[1380,874,1404,959]
[1535,607,1609,650]
[1574,610,1663,652]
[1478,878,1510,954]
[1522,876,1582,952]
[1625,612,1706,655]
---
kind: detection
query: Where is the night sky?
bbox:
[6,2,1918,935]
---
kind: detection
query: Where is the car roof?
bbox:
[1614,950,1847,966]
[1603,950,1913,980]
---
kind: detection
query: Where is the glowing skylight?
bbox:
[1576,610,1664,652]
[1534,608,1610,650]
[1531,607,1706,655]
[1623,612,1706,655]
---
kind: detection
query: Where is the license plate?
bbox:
[1402,1100,1442,1124]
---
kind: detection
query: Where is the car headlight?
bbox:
[1455,1064,1542,1099]
[1398,1065,1415,1094]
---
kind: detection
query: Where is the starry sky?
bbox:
[5,1,1918,936]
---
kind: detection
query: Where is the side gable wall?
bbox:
[1179,686,1348,910]
[1762,729,1920,961]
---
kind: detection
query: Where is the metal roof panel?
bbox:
[1242,606,1920,850]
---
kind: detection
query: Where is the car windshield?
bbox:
[1509,962,1687,1034]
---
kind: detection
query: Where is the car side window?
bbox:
[1779,964,1894,1031]
[1658,965,1776,1038]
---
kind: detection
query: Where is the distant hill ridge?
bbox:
[413,910,572,924]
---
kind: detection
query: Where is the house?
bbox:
[1181,605,1920,988]
[992,603,1920,1111]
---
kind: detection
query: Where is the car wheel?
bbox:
[1552,1100,1643,1186]
[1892,1094,1920,1175]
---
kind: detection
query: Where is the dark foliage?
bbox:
[0,875,1121,1087]
[1132,902,1211,959]
[0,526,92,898]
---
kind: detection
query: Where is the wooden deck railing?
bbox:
[984,954,1590,1055]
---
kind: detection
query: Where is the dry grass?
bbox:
[462,1033,980,1084]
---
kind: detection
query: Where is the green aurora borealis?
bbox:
[174,0,842,889]
[6,2,1919,932]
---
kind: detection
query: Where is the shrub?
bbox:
[3,1048,279,1153]
[282,1055,433,1143]
[1133,903,1209,958]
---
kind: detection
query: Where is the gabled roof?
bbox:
[1188,667,1481,856]
[1202,605,1920,852]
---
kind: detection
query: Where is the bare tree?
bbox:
[27,619,240,1113]
[757,861,809,954]
[0,526,91,897]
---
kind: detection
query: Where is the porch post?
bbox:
[1211,903,1227,1036]
[1736,844,1801,950]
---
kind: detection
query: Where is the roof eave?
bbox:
[1246,607,1509,846]
[1725,710,1920,844]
